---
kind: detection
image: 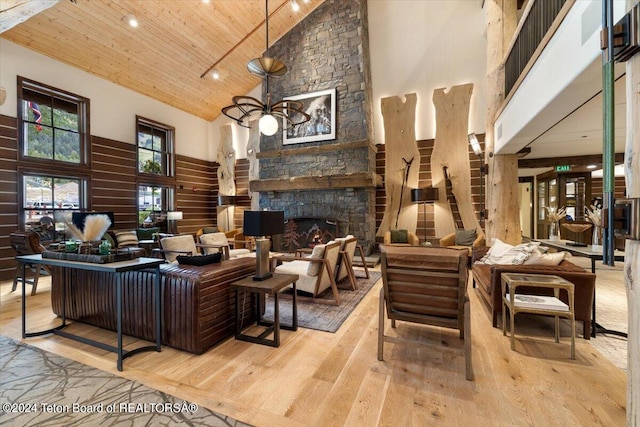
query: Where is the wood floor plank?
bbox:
[0,270,627,427]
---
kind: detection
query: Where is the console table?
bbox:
[535,239,626,338]
[16,254,164,371]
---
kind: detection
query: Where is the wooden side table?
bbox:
[501,272,576,359]
[230,273,299,347]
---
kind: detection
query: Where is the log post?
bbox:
[625,2,639,421]
[485,0,520,245]
[246,120,260,210]
[376,94,420,238]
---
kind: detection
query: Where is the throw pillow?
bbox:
[115,230,138,248]
[478,239,540,265]
[455,229,477,246]
[306,244,326,277]
[390,229,408,244]
[176,253,222,266]
[524,250,569,266]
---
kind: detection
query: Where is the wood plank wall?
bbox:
[0,116,18,281]
[0,113,222,281]
[176,154,219,236]
[376,138,484,247]
[232,159,251,228]
[91,136,139,231]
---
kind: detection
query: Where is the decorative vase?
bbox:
[592,226,602,248]
[549,222,560,241]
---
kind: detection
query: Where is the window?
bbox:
[17,78,91,239]
[18,78,89,165]
[22,174,86,242]
[138,185,174,228]
[137,117,174,176]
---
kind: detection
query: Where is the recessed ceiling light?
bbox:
[587,164,597,169]
[210,70,220,80]
[126,14,138,28]
[291,0,300,12]
[202,0,210,3]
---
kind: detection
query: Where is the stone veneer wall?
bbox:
[257,0,377,253]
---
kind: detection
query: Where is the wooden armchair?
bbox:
[273,241,342,305]
[153,234,198,262]
[439,229,485,256]
[379,245,473,381]
[10,230,50,295]
[334,235,369,290]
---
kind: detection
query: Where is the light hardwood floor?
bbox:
[0,271,626,427]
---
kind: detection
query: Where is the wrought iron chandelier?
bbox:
[221,0,310,136]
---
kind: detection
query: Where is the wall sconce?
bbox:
[468,133,488,220]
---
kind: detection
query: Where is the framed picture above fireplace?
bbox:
[283,88,336,145]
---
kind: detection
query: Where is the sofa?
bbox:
[472,246,596,339]
[50,256,257,354]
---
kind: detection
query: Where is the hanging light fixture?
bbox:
[221,0,310,136]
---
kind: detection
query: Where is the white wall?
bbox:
[0,40,211,161]
[367,0,487,143]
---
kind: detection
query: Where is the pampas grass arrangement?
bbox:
[66,214,112,242]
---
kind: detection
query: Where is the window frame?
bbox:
[17,76,91,167]
[18,168,91,237]
[136,116,175,178]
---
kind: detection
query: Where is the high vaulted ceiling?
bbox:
[1,0,325,121]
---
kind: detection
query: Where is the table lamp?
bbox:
[167,211,183,235]
[244,210,285,281]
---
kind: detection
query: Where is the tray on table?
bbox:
[42,250,135,264]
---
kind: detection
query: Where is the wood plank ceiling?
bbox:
[1,0,324,121]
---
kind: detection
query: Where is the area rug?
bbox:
[261,270,381,333]
[0,335,251,427]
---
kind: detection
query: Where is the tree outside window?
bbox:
[137,117,174,176]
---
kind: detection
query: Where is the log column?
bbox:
[625,0,639,421]
[485,0,519,245]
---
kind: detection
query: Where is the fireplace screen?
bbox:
[272,217,339,253]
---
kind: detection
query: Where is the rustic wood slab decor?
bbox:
[431,83,478,237]
[246,119,260,207]
[217,124,236,230]
[376,94,420,238]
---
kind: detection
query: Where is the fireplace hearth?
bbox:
[272,217,338,253]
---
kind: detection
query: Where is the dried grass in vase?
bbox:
[546,206,566,223]
[64,214,112,242]
[585,205,602,227]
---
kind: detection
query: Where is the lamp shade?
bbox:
[217,195,237,206]
[468,133,482,156]
[167,211,183,221]
[411,188,439,203]
[243,210,285,237]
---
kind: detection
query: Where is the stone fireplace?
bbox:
[251,0,378,254]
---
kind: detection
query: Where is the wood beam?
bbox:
[518,153,625,168]
[249,172,381,193]
[0,0,61,33]
[255,140,375,159]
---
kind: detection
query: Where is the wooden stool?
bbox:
[501,273,576,359]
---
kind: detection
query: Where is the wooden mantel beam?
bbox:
[250,172,382,193]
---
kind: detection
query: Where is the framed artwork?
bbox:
[283,88,336,145]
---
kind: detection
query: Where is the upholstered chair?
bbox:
[199,232,250,260]
[10,230,50,295]
[383,230,420,246]
[439,229,486,255]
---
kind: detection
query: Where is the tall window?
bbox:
[17,78,90,240]
[18,78,89,165]
[137,116,174,176]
